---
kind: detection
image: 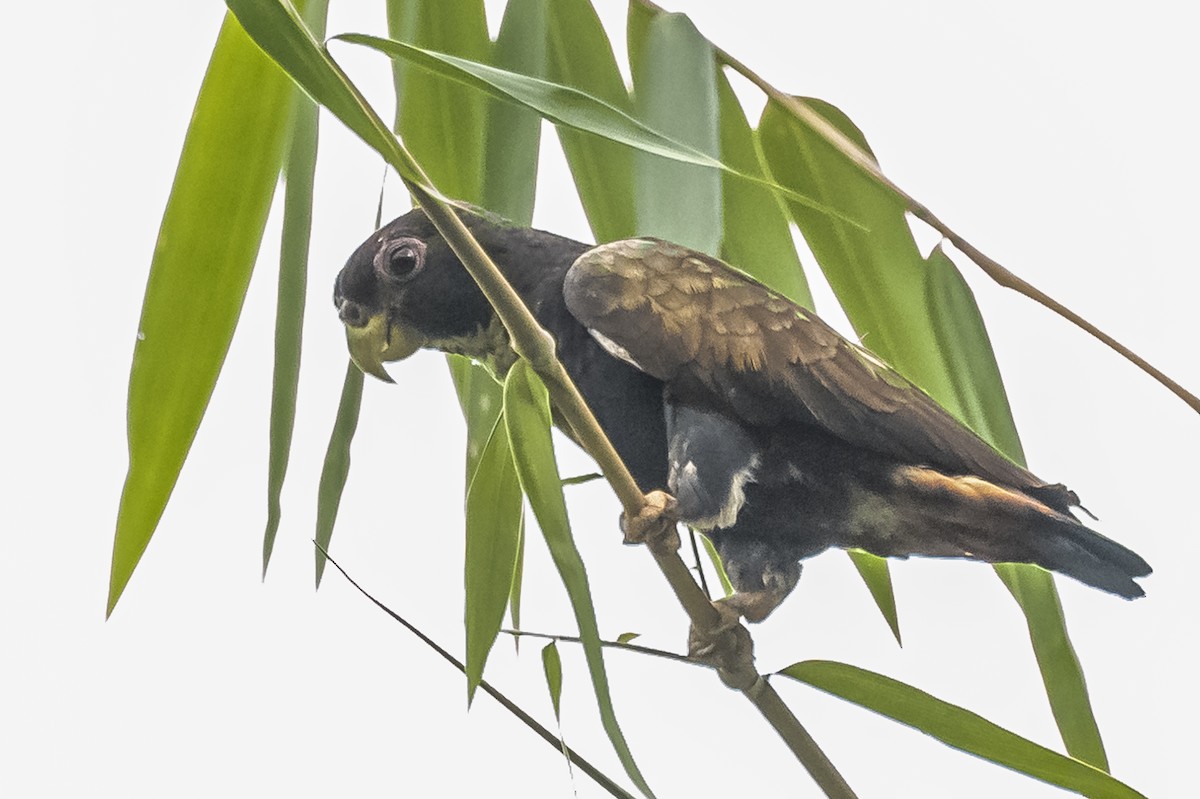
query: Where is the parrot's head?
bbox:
[333,207,495,382]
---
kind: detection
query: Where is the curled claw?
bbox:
[688,600,757,690]
[620,490,680,553]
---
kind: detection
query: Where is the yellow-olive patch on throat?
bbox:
[344,313,423,383]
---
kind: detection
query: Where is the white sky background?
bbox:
[3,1,1197,796]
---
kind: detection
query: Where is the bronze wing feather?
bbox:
[562,238,1055,497]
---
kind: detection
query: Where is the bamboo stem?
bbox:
[312,27,859,797]
[634,0,1198,415]
[411,191,857,798]
[718,50,1198,415]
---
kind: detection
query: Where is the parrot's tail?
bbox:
[855,466,1152,598]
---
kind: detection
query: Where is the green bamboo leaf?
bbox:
[715,72,813,308]
[760,97,1107,768]
[109,12,298,615]
[474,0,549,646]
[629,12,721,253]
[779,661,1144,798]
[561,472,604,486]
[464,412,524,704]
[223,0,433,194]
[624,0,653,81]
[923,244,1026,468]
[927,244,1104,769]
[997,564,1108,770]
[386,0,489,203]
[314,362,363,588]
[847,550,901,645]
[699,534,734,598]
[310,167,386,586]
[335,34,856,233]
[263,0,330,578]
[544,0,636,242]
[447,354,503,482]
[509,513,526,635]
[715,77,899,636]
[481,0,548,225]
[503,360,654,799]
[758,98,950,399]
[446,356,520,639]
[541,641,564,720]
[615,632,641,645]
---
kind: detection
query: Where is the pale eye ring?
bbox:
[375,238,425,281]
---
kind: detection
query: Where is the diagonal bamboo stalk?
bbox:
[635,0,1199,416]
[408,182,858,799]
[221,4,856,794]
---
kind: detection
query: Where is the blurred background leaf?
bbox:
[110,9,307,613]
[263,0,331,577]
[758,94,1106,768]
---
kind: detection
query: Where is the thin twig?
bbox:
[728,68,1198,414]
[501,629,697,667]
[635,0,1198,416]
[501,631,857,797]
[688,529,712,600]
[316,543,636,799]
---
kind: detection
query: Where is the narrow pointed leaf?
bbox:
[386,0,489,204]
[699,534,734,598]
[474,0,549,642]
[996,564,1107,770]
[923,244,1026,468]
[758,98,952,399]
[561,472,604,487]
[715,72,813,307]
[464,412,524,704]
[223,0,435,195]
[779,661,1143,798]
[447,354,504,482]
[314,362,363,588]
[541,641,564,720]
[847,550,901,645]
[718,76,903,637]
[335,34,856,233]
[335,35,721,180]
[926,246,1105,769]
[110,13,297,614]
[760,97,1106,767]
[615,632,641,645]
[624,1,654,83]
[544,0,636,241]
[481,0,549,225]
[503,360,654,798]
[629,12,721,254]
[264,0,330,577]
[509,513,526,635]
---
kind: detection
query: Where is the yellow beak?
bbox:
[344,313,423,383]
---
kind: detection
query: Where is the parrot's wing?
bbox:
[563,238,1053,497]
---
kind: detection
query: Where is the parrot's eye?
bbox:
[376,238,425,281]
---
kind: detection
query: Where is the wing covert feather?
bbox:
[563,238,1044,491]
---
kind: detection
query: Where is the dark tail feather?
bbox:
[858,468,1152,599]
[1020,516,1151,599]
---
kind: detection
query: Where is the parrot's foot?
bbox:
[687,598,756,689]
[620,490,680,555]
[716,586,790,624]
